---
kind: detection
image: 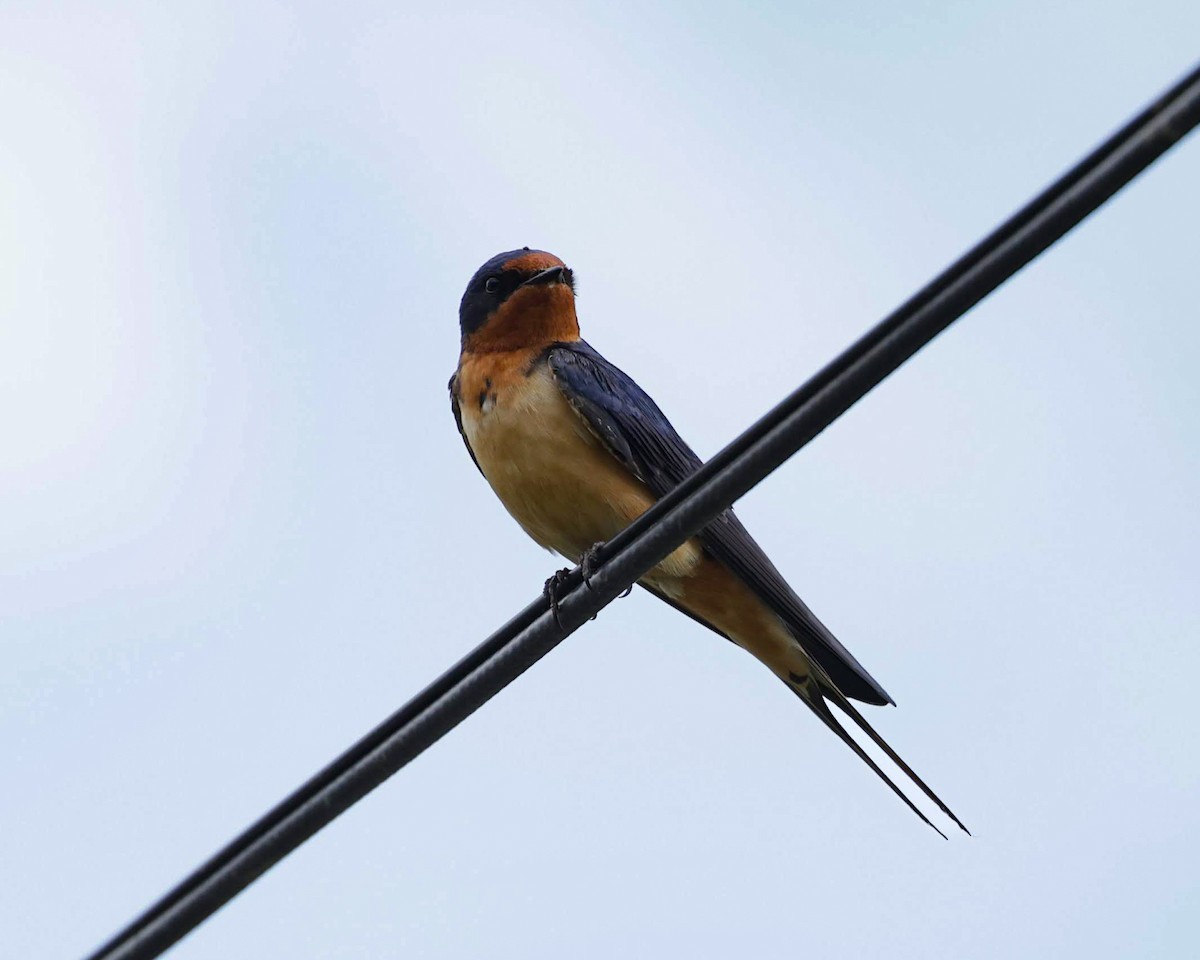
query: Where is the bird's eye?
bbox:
[484,277,500,294]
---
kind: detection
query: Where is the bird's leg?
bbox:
[542,567,573,630]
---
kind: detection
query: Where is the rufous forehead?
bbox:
[502,251,566,274]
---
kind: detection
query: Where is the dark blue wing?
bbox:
[545,340,892,706]
[448,373,483,476]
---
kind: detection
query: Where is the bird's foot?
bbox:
[577,542,610,621]
[579,542,606,589]
[545,542,635,629]
[543,568,573,630]
[579,541,633,599]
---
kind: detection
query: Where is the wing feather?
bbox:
[545,341,892,706]
[448,373,484,477]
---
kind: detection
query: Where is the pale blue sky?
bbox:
[2,3,1198,958]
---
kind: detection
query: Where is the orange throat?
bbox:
[462,283,580,355]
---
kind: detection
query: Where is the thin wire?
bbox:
[85,61,1200,960]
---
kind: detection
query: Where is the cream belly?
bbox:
[458,363,701,584]
[457,357,802,683]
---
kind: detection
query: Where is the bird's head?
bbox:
[458,248,578,352]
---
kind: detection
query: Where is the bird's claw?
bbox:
[579,542,606,589]
[543,567,572,630]
[580,541,633,601]
[544,541,634,629]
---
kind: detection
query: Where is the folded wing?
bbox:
[544,340,892,707]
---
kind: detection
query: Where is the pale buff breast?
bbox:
[457,359,701,584]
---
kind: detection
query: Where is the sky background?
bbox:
[3,2,1198,958]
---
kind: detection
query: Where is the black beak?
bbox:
[522,265,567,287]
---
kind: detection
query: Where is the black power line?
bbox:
[85,61,1200,960]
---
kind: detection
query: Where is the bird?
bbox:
[449,247,967,836]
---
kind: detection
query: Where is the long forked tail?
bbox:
[787,669,970,838]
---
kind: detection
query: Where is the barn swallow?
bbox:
[449,248,967,836]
